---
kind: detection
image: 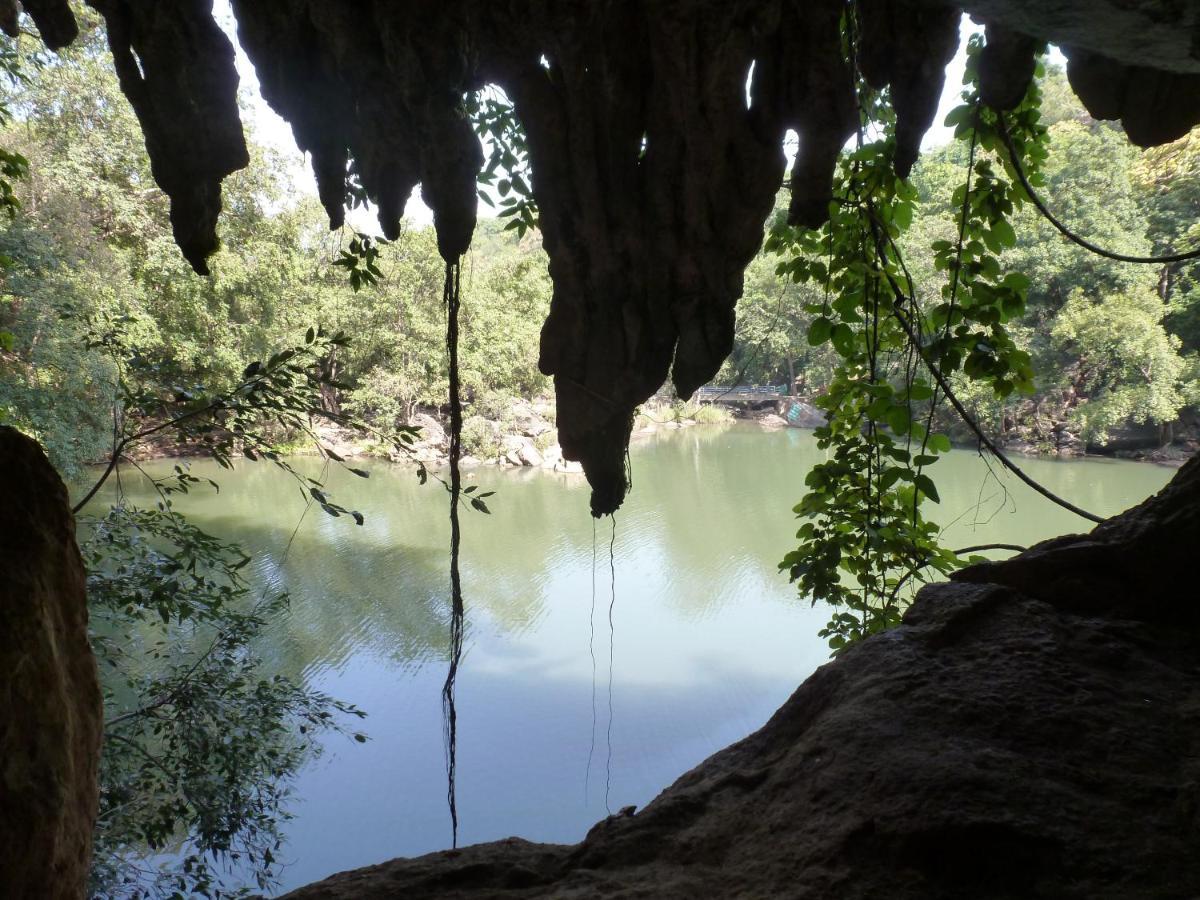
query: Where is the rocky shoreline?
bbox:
[134,394,1195,473]
[310,397,741,476]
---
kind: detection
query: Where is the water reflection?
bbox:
[85,425,1174,892]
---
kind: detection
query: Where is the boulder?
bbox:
[517,443,543,467]
[539,445,563,469]
[282,457,1200,899]
[410,413,447,449]
[0,427,103,899]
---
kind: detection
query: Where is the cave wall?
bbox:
[0,427,103,899]
[221,0,962,515]
[4,0,1200,513]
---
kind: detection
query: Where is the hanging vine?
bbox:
[459,22,1109,654]
[770,26,1104,652]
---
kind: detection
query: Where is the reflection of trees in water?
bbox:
[622,427,821,618]
[88,431,1173,691]
[95,456,600,687]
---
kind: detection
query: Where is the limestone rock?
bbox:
[88,0,249,274]
[0,427,102,899]
[516,443,542,468]
[780,399,827,429]
[15,0,1200,515]
[411,413,447,450]
[281,458,1200,899]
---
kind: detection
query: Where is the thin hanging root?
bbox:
[441,259,465,848]
[864,217,1104,526]
[605,513,617,815]
[997,115,1200,265]
[585,517,597,804]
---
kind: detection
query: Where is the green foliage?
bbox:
[71,321,411,522]
[718,208,840,392]
[533,426,559,452]
[467,87,537,238]
[691,403,733,425]
[334,231,387,292]
[0,31,551,478]
[71,323,430,895]
[461,414,501,459]
[768,33,1200,652]
[1051,288,1189,442]
[771,33,1049,650]
[1134,129,1200,353]
[84,503,366,897]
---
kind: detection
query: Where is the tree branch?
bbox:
[997,115,1200,265]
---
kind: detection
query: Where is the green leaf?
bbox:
[913,473,940,503]
[807,317,833,346]
[927,433,952,453]
[992,218,1016,248]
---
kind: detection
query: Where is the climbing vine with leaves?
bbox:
[772,31,1056,650]
[452,29,1087,653]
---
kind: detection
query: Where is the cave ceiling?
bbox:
[5,0,1199,513]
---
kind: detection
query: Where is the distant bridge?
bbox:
[693,384,788,407]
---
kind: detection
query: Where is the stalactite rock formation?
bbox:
[0,427,103,899]
[5,0,1200,510]
[278,455,1200,899]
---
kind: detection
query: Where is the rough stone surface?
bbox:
[281,457,1200,899]
[0,427,103,899]
[516,443,543,468]
[1066,50,1200,147]
[13,0,1200,508]
[940,0,1200,74]
[88,0,249,274]
[412,413,448,450]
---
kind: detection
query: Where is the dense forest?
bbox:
[4,35,1199,478]
[731,70,1200,454]
[3,16,1200,896]
[0,24,552,480]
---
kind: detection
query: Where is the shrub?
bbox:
[461,415,502,459]
[693,403,732,424]
[640,403,677,424]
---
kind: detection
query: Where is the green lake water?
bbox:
[85,424,1175,893]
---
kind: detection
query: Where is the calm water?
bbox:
[86,425,1174,892]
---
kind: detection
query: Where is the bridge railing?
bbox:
[694,384,787,398]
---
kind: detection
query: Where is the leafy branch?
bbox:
[771,27,1100,651]
[466,86,538,238]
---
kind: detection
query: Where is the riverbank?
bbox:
[302,397,737,475]
[127,391,1195,474]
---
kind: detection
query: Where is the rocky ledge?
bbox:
[281,455,1200,899]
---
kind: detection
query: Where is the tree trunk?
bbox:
[1160,420,1175,447]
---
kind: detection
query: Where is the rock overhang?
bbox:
[7,0,1199,513]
